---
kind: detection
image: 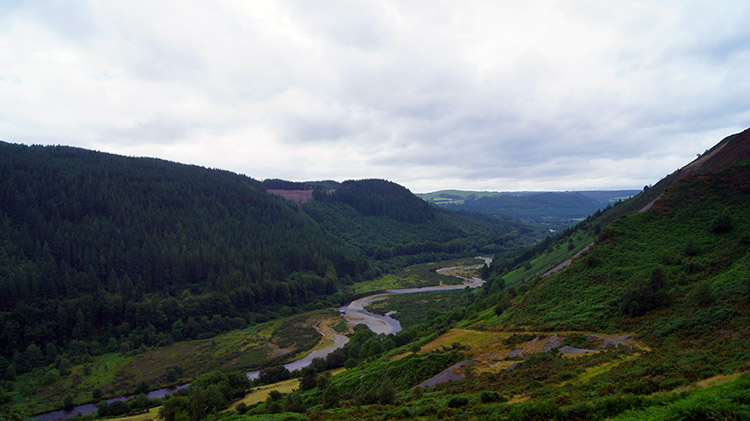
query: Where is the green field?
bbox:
[350,257,487,295]
[365,290,471,329]
[417,190,499,205]
[9,310,336,416]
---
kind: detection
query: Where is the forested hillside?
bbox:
[0,143,370,376]
[0,143,532,392]
[304,179,539,273]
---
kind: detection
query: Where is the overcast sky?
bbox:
[1,1,749,192]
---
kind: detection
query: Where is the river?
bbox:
[33,257,490,420]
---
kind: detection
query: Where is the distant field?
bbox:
[417,190,497,205]
[350,257,487,295]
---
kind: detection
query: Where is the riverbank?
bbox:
[25,310,335,420]
[30,257,491,420]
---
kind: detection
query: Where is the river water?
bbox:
[33,257,490,420]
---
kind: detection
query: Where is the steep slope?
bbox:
[454,128,750,418]
[233,129,750,421]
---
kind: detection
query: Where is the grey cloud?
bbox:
[3,1,750,192]
[104,117,190,144]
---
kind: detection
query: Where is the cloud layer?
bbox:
[2,0,749,192]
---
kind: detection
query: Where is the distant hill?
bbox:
[419,189,640,229]
[267,178,544,272]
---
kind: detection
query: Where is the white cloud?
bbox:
[1,0,749,193]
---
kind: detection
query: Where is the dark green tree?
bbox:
[299,368,317,391]
[376,378,396,405]
[189,387,207,421]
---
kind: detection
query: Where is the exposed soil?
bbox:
[414,361,470,388]
[267,189,314,204]
[413,329,640,388]
[542,243,593,277]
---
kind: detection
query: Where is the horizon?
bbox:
[2,2,749,192]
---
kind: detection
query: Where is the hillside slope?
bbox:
[262,179,543,275]
[0,143,369,364]
[232,128,750,420]
[0,143,535,415]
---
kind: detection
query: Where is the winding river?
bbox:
[34,257,490,420]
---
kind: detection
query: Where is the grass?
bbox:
[611,374,750,420]
[228,378,301,409]
[364,290,471,329]
[351,257,487,294]
[226,368,346,411]
[12,309,337,417]
[489,166,750,333]
[418,190,498,205]
[111,406,161,421]
[502,231,595,285]
[561,354,639,385]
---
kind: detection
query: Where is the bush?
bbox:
[376,379,396,405]
[690,279,714,307]
[586,255,601,268]
[683,239,700,256]
[710,210,733,234]
[480,390,505,403]
[63,395,75,410]
[448,396,469,408]
[494,298,511,316]
[235,402,248,414]
[285,392,307,413]
[620,269,669,316]
[322,384,339,409]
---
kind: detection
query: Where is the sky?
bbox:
[1,1,749,193]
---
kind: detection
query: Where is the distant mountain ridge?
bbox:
[419,189,639,229]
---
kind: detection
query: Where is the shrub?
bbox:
[690,279,714,307]
[285,392,307,413]
[448,396,469,408]
[480,390,505,403]
[683,239,700,256]
[554,393,571,405]
[658,377,688,391]
[620,269,669,316]
[322,384,339,409]
[43,369,60,385]
[710,210,733,234]
[235,402,248,414]
[63,395,75,410]
[586,255,601,268]
[377,379,396,405]
[494,298,511,316]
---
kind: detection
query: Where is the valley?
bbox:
[32,257,492,420]
[1,128,749,420]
